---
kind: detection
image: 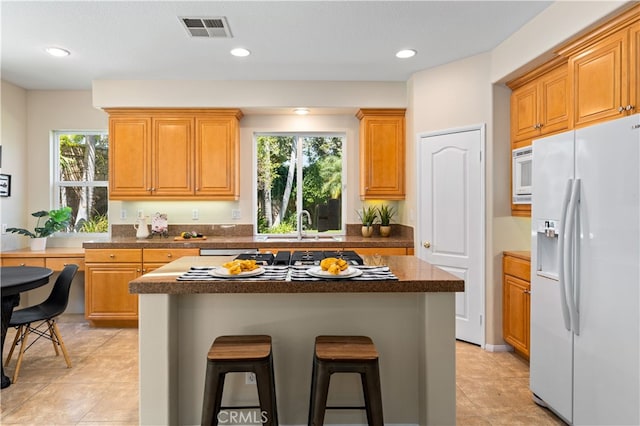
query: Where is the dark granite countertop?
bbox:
[129,255,464,294]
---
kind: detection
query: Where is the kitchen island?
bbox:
[130,255,463,426]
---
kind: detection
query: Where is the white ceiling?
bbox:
[1,1,551,90]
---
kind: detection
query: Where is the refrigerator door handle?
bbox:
[563,179,580,335]
[567,179,581,335]
[557,179,573,331]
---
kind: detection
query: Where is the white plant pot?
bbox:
[30,237,47,251]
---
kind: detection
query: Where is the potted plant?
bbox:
[377,204,397,237]
[7,207,72,250]
[357,205,378,237]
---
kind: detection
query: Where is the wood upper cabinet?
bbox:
[107,109,242,200]
[108,115,152,198]
[153,117,194,197]
[568,29,630,128]
[195,116,240,198]
[510,63,569,142]
[357,108,406,200]
[631,20,640,117]
[503,252,531,359]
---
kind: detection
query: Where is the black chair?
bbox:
[4,264,79,383]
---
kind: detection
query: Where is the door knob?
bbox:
[423,241,431,249]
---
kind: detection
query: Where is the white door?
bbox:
[417,125,485,345]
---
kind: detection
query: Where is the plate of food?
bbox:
[210,267,265,278]
[306,266,362,279]
[209,259,265,278]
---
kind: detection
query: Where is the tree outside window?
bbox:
[54,131,109,233]
[256,133,344,235]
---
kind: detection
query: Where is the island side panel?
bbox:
[420,292,456,425]
[175,293,422,425]
[139,294,178,426]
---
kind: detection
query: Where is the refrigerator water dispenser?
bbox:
[536,219,559,280]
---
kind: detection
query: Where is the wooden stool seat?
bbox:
[208,335,272,361]
[202,335,278,426]
[315,335,379,361]
[309,335,384,426]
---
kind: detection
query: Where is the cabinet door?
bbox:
[539,65,569,134]
[153,117,194,196]
[109,116,152,198]
[511,82,540,142]
[358,110,406,200]
[630,21,640,115]
[195,117,239,199]
[503,274,530,358]
[569,29,628,128]
[85,263,140,322]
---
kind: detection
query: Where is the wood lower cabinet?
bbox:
[356,109,406,200]
[503,251,531,359]
[85,249,142,327]
[143,248,200,273]
[107,109,242,200]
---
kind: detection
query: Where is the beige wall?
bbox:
[406,52,530,347]
[0,81,28,251]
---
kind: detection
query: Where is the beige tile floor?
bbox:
[456,341,565,425]
[1,314,564,425]
[1,314,138,426]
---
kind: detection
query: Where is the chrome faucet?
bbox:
[297,210,312,240]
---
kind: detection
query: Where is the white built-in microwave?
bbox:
[512,146,532,204]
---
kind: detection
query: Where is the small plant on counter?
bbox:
[357,205,378,227]
[6,207,72,238]
[357,205,378,237]
[377,204,397,226]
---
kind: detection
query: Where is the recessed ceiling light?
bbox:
[396,49,417,59]
[45,47,71,57]
[230,48,250,57]
[293,108,309,115]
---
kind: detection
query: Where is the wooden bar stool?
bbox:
[201,335,278,426]
[308,335,384,426]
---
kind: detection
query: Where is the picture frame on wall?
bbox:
[0,174,11,197]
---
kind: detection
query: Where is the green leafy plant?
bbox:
[77,214,109,233]
[377,204,397,226]
[7,207,72,238]
[357,205,378,227]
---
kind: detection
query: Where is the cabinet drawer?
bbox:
[46,257,85,271]
[85,249,142,263]
[143,248,199,263]
[1,258,46,267]
[503,255,531,281]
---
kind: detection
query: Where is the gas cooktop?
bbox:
[234,250,364,266]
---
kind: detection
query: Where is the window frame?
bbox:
[52,130,109,236]
[253,131,347,237]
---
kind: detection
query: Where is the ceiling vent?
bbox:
[179,17,232,38]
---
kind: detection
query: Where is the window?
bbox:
[54,131,109,233]
[256,133,344,235]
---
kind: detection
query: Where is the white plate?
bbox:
[209,266,265,278]
[306,266,363,279]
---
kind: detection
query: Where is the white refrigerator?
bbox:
[530,113,640,425]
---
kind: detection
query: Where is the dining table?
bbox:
[0,266,53,389]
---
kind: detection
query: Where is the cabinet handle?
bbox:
[147,188,152,191]
[109,254,115,258]
[167,253,172,258]
[20,263,26,266]
[523,289,531,294]
[619,106,626,113]
[626,105,635,111]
